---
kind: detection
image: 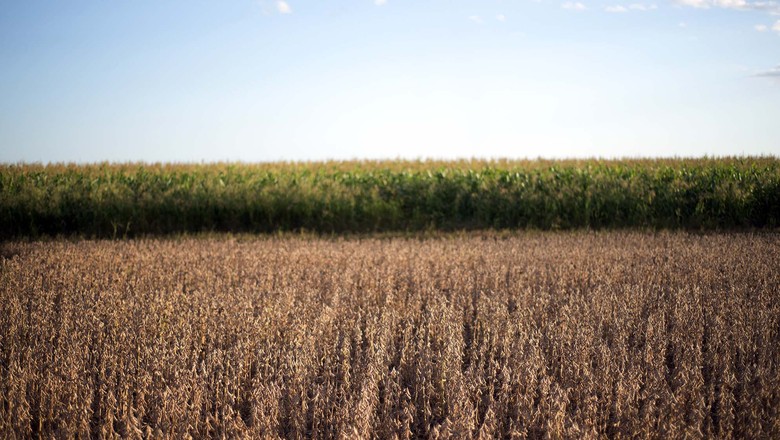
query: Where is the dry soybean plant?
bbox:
[0,232,778,438]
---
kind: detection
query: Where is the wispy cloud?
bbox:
[468,15,484,24]
[714,0,748,8]
[496,14,507,22]
[756,19,780,32]
[753,65,780,80]
[562,2,588,11]
[629,3,658,10]
[605,3,657,12]
[374,0,387,6]
[675,0,780,14]
[276,1,292,14]
[676,0,710,7]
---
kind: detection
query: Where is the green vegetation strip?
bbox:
[1,158,778,238]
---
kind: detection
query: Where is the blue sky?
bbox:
[1,0,778,163]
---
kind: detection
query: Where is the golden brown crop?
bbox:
[1,232,778,438]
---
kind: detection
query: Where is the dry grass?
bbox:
[1,232,779,438]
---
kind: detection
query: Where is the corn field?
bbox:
[2,157,779,238]
[1,232,778,438]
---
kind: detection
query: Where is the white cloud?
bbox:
[675,0,710,8]
[629,3,658,10]
[755,24,769,31]
[677,0,706,7]
[774,19,780,31]
[606,3,657,11]
[679,21,687,27]
[562,2,587,10]
[276,1,292,14]
[714,0,747,7]
[754,65,780,79]
[468,15,484,24]
[374,0,387,5]
[759,2,780,15]
[496,14,506,21]
[675,0,780,13]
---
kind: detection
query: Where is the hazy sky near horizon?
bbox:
[1,0,779,163]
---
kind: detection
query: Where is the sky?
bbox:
[0,0,779,163]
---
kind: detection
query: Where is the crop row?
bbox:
[1,233,778,437]
[1,158,778,237]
